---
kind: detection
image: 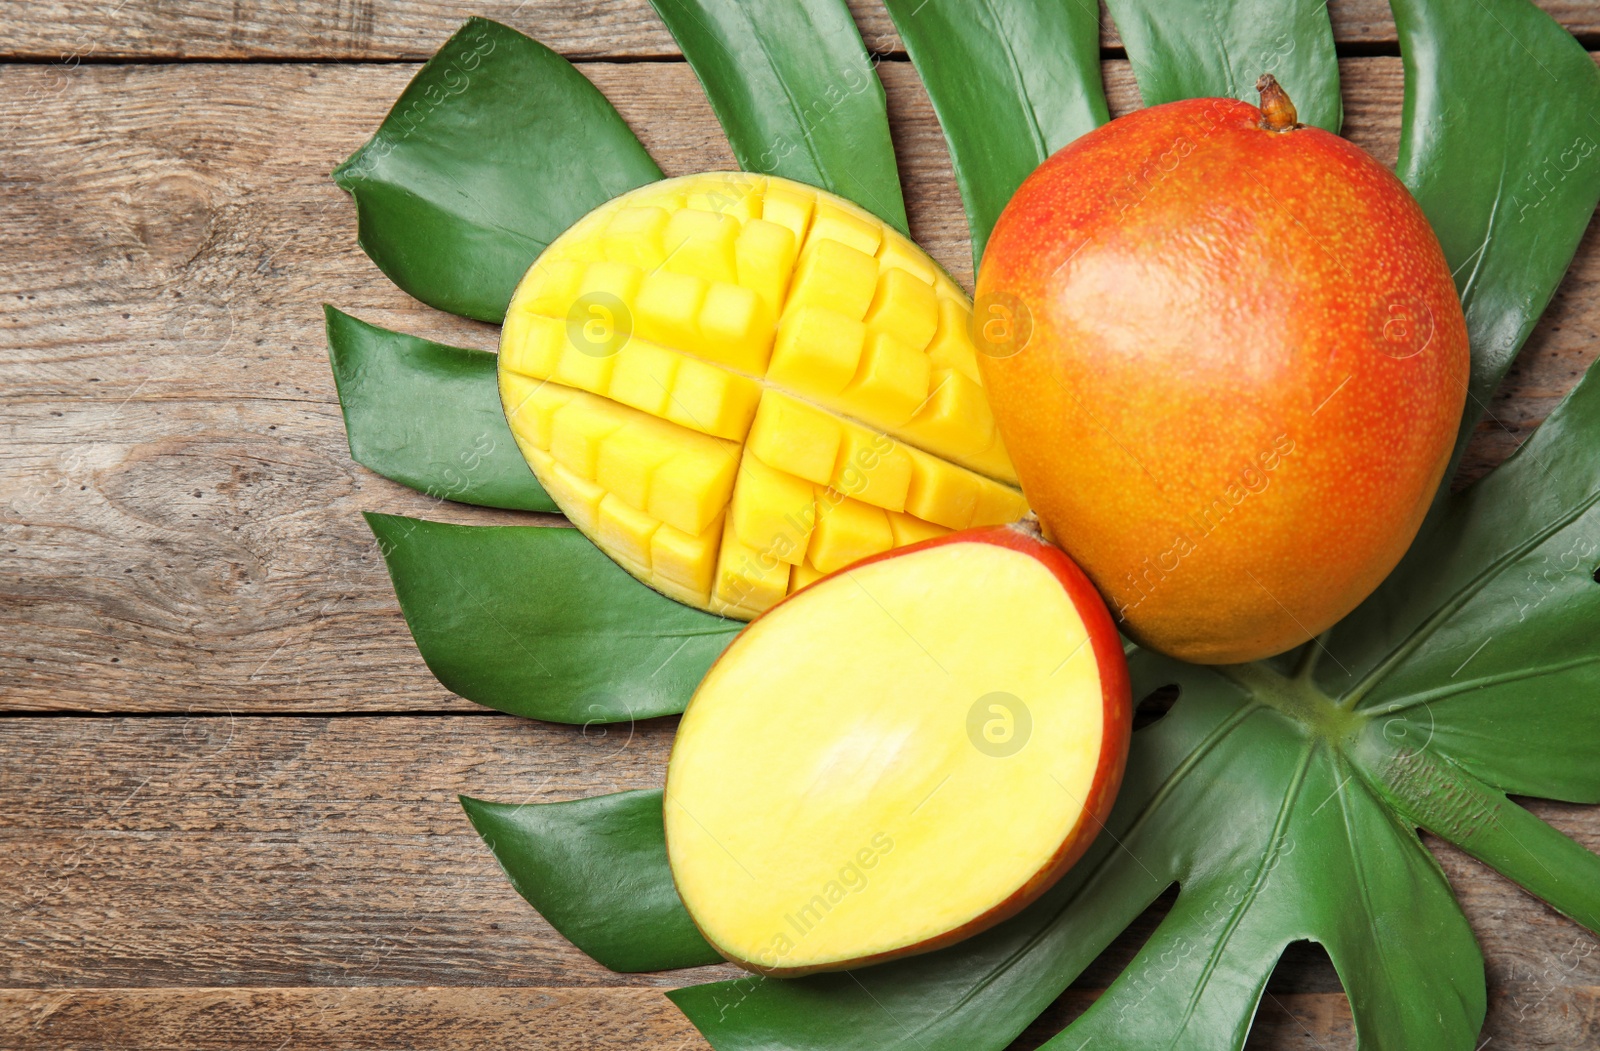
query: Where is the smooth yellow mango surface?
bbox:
[665,541,1105,972]
[498,172,1025,618]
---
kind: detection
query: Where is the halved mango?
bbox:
[665,525,1132,974]
[498,172,1026,618]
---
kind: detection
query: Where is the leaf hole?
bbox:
[1592,563,1599,584]
[1256,941,1351,1048]
[1133,683,1181,730]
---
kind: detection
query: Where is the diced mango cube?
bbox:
[972,477,1029,526]
[877,232,939,285]
[549,398,628,478]
[499,310,566,378]
[762,182,815,243]
[595,419,678,511]
[651,516,721,599]
[841,332,933,428]
[578,260,644,303]
[499,372,573,448]
[664,208,740,285]
[518,441,557,477]
[808,490,894,574]
[904,449,979,530]
[602,206,671,270]
[864,267,939,351]
[553,332,619,394]
[597,494,662,570]
[636,188,687,213]
[963,443,1020,485]
[686,173,766,220]
[934,272,968,305]
[746,392,841,486]
[522,259,586,316]
[736,218,799,313]
[608,339,679,416]
[887,510,950,547]
[729,456,817,565]
[789,560,826,592]
[901,369,996,462]
[565,285,636,365]
[713,530,790,617]
[785,238,878,320]
[665,356,762,441]
[767,306,866,398]
[666,205,736,242]
[810,199,883,257]
[926,297,981,383]
[649,436,741,536]
[833,428,912,513]
[697,282,772,374]
[552,224,608,267]
[635,269,708,349]
[546,460,606,534]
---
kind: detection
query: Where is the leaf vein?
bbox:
[1345,483,1600,707]
[1170,738,1316,1046]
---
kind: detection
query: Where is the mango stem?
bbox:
[1256,74,1299,132]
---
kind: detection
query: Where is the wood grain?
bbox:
[0,987,707,1051]
[3,57,1596,714]
[33,985,1595,1051]
[9,0,1600,61]
[0,716,1596,1047]
[0,716,705,989]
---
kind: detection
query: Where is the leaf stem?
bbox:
[1216,661,1360,742]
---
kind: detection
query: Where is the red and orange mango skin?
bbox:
[977,93,1469,664]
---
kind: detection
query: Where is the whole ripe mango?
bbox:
[976,78,1469,664]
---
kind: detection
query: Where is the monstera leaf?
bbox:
[366,513,737,723]
[333,18,661,323]
[322,0,1600,1048]
[650,0,907,232]
[461,791,722,971]
[882,0,1108,265]
[325,307,555,512]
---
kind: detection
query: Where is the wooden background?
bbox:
[2,1,1599,1047]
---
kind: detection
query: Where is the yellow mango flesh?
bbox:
[498,172,1025,618]
[665,540,1106,972]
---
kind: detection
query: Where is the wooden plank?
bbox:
[0,716,1596,1048]
[0,986,705,1050]
[1,57,1596,713]
[0,715,708,987]
[1,984,1594,1051]
[7,0,1599,61]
